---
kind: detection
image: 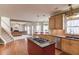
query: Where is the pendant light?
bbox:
[67,4,74,19]
[68,4,73,16]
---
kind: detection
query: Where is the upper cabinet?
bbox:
[49,16,55,29]
[49,14,63,29]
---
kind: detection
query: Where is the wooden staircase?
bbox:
[0,28,14,44]
[0,16,14,44]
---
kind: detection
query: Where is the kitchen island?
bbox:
[27,38,55,55]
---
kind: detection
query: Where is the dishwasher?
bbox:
[55,37,61,49]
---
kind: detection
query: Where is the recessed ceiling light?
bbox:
[43,14,45,16]
[37,15,39,17]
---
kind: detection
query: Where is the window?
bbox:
[32,25,34,35]
[43,23,49,34]
[25,26,30,34]
[66,19,79,34]
[36,23,41,34]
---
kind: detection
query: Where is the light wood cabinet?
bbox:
[61,39,79,55]
[49,14,63,30]
[61,39,71,54]
[49,16,55,29]
[55,15,63,29]
[70,40,79,55]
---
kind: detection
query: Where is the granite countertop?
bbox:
[61,35,79,40]
[28,38,55,48]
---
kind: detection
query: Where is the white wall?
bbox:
[11,21,31,32]
[11,23,24,31]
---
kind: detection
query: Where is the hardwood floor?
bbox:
[0,39,28,55]
[55,49,71,55]
[0,39,69,55]
[55,49,63,55]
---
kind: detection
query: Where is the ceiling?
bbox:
[0,4,79,22]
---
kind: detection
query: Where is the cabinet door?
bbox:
[49,14,63,30]
[61,39,71,54]
[55,14,63,29]
[49,16,55,29]
[70,40,79,55]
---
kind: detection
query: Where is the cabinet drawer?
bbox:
[71,40,79,45]
[61,39,71,45]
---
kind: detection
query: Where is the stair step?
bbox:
[0,28,14,43]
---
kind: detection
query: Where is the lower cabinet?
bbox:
[61,39,71,54]
[70,40,79,54]
[61,39,79,55]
